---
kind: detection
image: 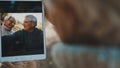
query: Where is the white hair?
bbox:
[26,15,37,26]
[4,15,11,21]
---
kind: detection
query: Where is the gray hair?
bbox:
[4,16,12,21]
[26,15,37,26]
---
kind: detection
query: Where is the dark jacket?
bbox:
[2,28,44,57]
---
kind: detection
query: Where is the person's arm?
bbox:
[2,30,22,56]
[2,30,21,44]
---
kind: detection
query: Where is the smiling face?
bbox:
[4,17,16,30]
[23,17,36,32]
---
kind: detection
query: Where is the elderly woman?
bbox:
[3,0,120,68]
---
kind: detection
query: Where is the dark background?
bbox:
[0,1,42,13]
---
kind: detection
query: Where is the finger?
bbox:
[3,62,15,68]
[23,60,35,64]
[24,61,37,68]
[27,61,36,64]
[13,62,24,65]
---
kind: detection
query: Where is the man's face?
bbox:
[4,17,16,30]
[23,17,35,31]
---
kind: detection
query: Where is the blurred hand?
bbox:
[2,61,37,68]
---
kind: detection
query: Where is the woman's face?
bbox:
[4,17,16,30]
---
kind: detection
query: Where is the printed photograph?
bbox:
[1,13,44,57]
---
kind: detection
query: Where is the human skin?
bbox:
[2,61,37,68]
[4,17,16,30]
[44,0,120,46]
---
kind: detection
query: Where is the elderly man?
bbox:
[2,15,44,56]
[2,16,16,36]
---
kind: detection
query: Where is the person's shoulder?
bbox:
[13,29,24,34]
[15,29,24,32]
[35,28,43,32]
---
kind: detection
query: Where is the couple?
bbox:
[2,15,44,56]
[1,15,43,68]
